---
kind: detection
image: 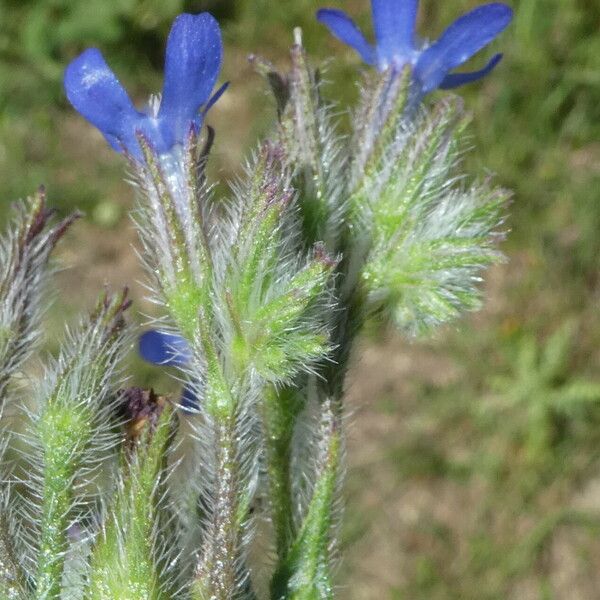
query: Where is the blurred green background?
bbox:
[1,0,600,597]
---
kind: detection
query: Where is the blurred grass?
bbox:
[1,0,600,597]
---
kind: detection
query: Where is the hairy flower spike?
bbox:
[317,0,512,94]
[0,191,80,599]
[64,13,226,160]
[359,99,509,334]
[251,32,349,250]
[0,190,79,411]
[87,396,176,600]
[12,289,130,598]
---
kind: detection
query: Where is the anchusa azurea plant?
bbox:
[0,2,512,598]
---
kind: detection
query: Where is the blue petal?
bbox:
[439,53,503,89]
[139,330,191,366]
[158,13,223,148]
[179,384,199,412]
[64,48,142,154]
[414,3,513,93]
[203,81,229,115]
[371,0,418,67]
[316,9,376,65]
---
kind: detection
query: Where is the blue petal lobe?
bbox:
[371,0,418,66]
[158,13,223,149]
[414,3,512,93]
[203,81,229,115]
[139,330,191,366]
[64,48,142,153]
[316,9,376,65]
[180,385,199,411]
[439,53,503,89]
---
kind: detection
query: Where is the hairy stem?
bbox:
[193,416,251,600]
[269,176,369,597]
[271,400,341,600]
[262,386,302,558]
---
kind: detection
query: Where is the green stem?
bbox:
[262,386,303,558]
[191,319,259,599]
[271,400,341,600]
[192,416,254,600]
[269,203,369,598]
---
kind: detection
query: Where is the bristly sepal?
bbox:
[0,188,80,410]
[87,391,177,600]
[253,31,348,251]
[357,97,509,334]
[350,66,414,189]
[131,128,214,343]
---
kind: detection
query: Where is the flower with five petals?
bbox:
[317,0,512,94]
[64,13,226,160]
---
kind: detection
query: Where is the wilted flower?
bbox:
[317,0,512,93]
[64,13,227,160]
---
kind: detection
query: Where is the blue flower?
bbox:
[316,0,512,94]
[139,329,191,366]
[139,329,198,411]
[64,13,227,159]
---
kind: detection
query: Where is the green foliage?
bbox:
[487,322,600,459]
